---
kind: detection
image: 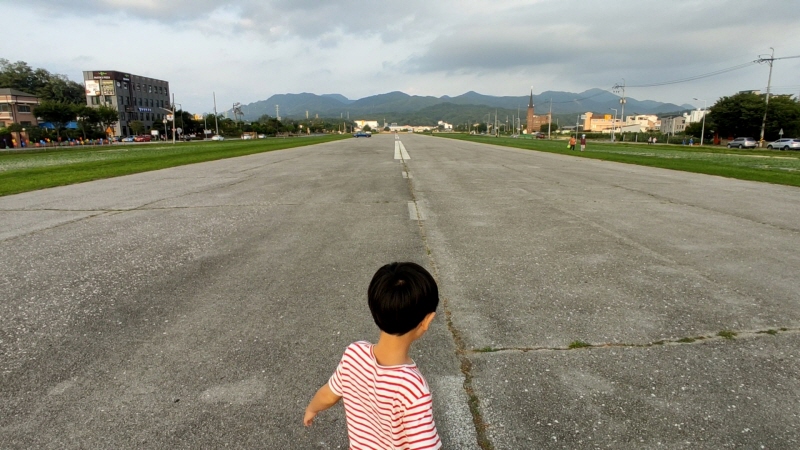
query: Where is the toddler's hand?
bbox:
[303,408,317,427]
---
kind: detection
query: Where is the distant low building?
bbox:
[660,115,686,135]
[437,120,453,130]
[0,88,40,128]
[354,119,379,130]
[582,112,616,133]
[624,114,658,132]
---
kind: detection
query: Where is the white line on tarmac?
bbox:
[395,141,410,160]
[408,201,425,221]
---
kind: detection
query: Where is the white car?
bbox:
[766,138,800,150]
[211,135,224,141]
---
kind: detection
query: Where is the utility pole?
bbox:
[616,79,626,131]
[759,48,775,147]
[213,92,219,136]
[548,98,552,139]
[276,104,280,122]
[171,93,176,144]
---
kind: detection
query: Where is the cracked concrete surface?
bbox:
[2,134,799,449]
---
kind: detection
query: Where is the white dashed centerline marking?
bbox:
[408,201,425,221]
[394,141,410,160]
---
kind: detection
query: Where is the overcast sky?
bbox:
[5,0,800,114]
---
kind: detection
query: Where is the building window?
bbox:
[91,96,99,105]
[148,85,152,93]
[123,82,128,90]
[18,105,32,113]
[0,121,5,127]
[21,121,32,126]
[0,104,10,112]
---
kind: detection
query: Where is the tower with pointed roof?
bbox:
[526,89,535,134]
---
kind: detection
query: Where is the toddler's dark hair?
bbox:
[368,262,439,336]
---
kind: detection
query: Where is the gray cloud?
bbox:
[6,0,800,113]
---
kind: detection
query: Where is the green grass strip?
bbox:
[0,135,349,196]
[435,134,800,188]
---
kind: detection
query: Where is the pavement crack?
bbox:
[401,154,494,450]
[469,327,800,354]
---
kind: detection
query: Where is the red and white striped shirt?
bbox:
[328,341,442,450]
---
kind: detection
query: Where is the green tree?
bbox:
[76,105,100,139]
[96,105,120,136]
[0,59,84,103]
[709,92,800,140]
[540,123,559,133]
[129,120,145,135]
[34,101,76,139]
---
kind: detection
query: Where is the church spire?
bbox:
[528,88,534,108]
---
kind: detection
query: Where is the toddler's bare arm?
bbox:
[303,383,342,426]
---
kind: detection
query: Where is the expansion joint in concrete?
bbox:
[469,327,800,354]
[401,158,495,450]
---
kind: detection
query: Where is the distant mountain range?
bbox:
[231,89,694,125]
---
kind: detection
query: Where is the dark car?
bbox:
[726,137,757,149]
[353,131,370,138]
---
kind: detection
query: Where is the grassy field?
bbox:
[435,134,800,188]
[0,135,349,197]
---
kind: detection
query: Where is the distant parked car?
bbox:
[121,136,135,142]
[727,137,757,149]
[353,131,370,137]
[258,134,266,139]
[534,132,546,139]
[766,138,800,150]
[211,135,224,141]
[133,135,151,142]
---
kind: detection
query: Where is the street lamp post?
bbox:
[693,97,707,146]
[609,108,618,142]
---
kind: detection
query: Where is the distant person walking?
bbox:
[569,136,576,151]
[580,134,586,151]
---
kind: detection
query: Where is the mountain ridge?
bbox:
[234,90,694,124]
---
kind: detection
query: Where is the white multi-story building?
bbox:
[683,109,707,124]
[437,120,453,130]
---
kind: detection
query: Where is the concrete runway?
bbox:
[1,134,799,448]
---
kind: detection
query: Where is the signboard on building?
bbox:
[100,80,115,96]
[93,71,113,80]
[84,80,100,96]
[92,71,131,83]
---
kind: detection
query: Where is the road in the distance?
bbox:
[2,134,799,449]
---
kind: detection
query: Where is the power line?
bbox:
[624,61,758,88]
